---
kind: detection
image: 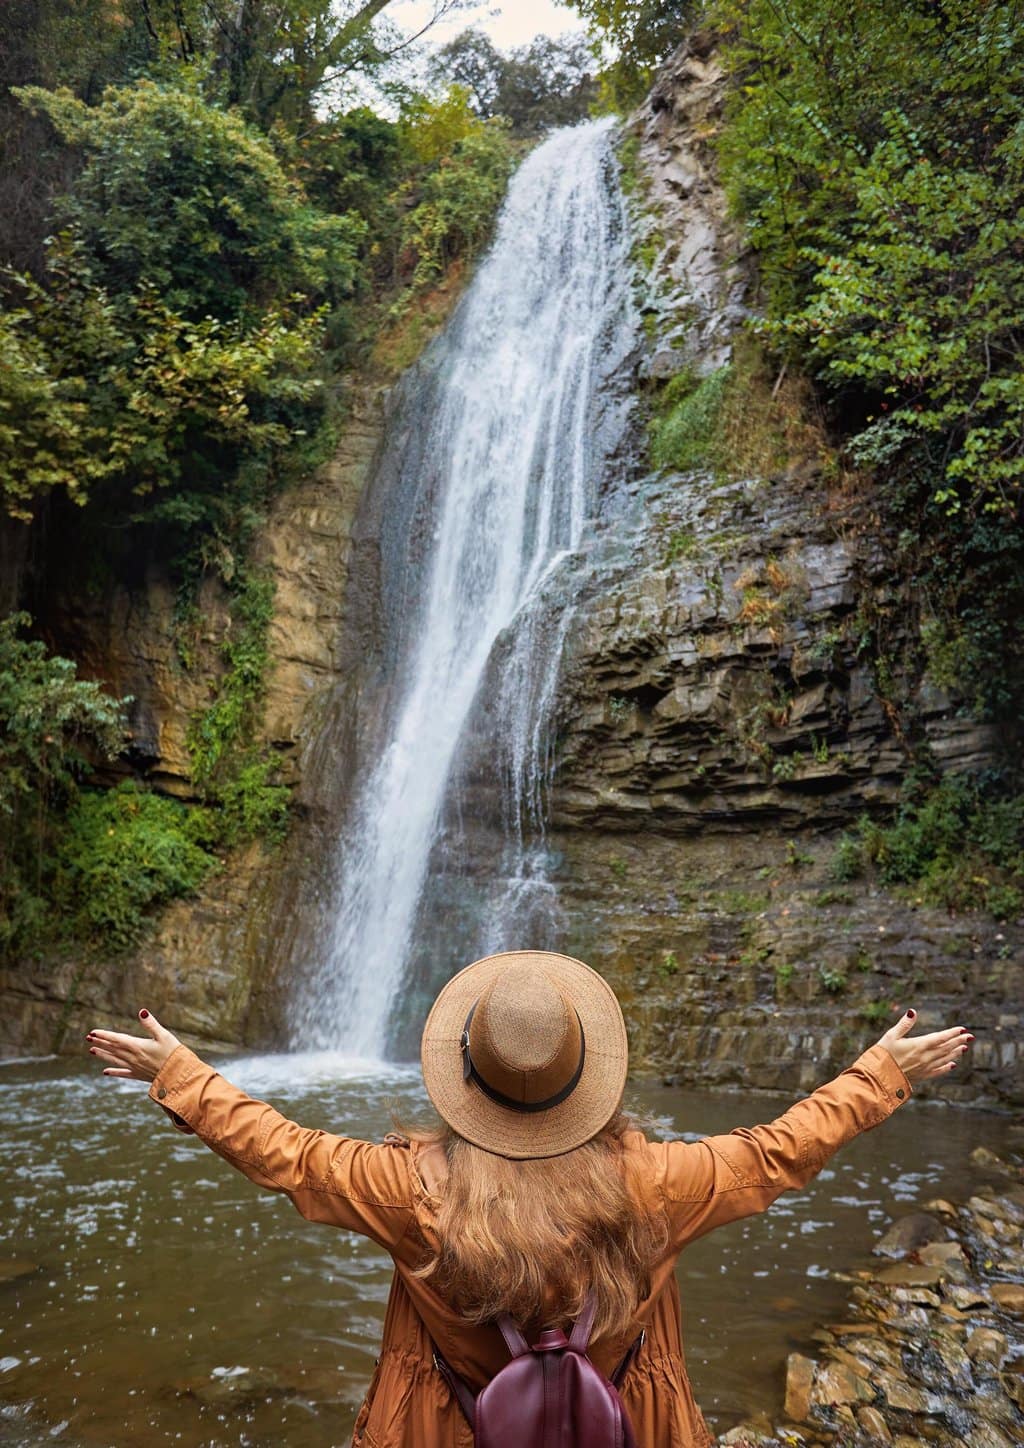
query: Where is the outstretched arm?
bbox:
[653,1010,973,1249]
[86,1011,416,1251]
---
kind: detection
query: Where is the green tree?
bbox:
[712,0,1024,716]
[564,0,692,104]
[432,29,597,134]
[16,79,363,320]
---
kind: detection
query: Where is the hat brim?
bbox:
[420,950,628,1160]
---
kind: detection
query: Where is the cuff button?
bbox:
[895,1088,905,1100]
[157,1086,168,1100]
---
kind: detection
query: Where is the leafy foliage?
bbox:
[712,0,1024,716]
[564,1,693,105]
[834,773,1024,920]
[16,80,364,321]
[0,616,131,954]
[431,30,597,133]
[397,103,516,291]
[187,573,290,845]
[53,784,217,949]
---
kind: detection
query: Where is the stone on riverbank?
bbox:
[717,1176,1024,1447]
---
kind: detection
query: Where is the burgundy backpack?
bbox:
[434,1294,642,1448]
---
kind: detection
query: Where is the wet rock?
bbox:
[917,1240,967,1267]
[870,1263,946,1288]
[855,1405,892,1443]
[784,1353,815,1422]
[921,1198,958,1217]
[991,1283,1024,1314]
[0,1260,38,1285]
[971,1147,1023,1179]
[871,1370,930,1414]
[872,1212,949,1258]
[967,1326,1009,1368]
[810,1359,874,1408]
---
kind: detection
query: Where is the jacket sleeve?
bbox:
[652,1043,913,1249]
[147,1044,415,1252]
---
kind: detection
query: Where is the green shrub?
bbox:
[397,117,516,293]
[712,0,1024,716]
[834,773,1024,917]
[53,784,217,948]
[818,965,847,995]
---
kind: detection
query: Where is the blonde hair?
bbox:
[414,1114,667,1342]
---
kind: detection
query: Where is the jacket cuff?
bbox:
[149,1043,213,1135]
[855,1042,913,1110]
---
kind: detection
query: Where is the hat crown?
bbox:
[469,967,582,1107]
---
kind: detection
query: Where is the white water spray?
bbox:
[292,120,636,1054]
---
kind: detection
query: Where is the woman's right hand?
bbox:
[876,1009,974,1085]
[86,1009,181,1082]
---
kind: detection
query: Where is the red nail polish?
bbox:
[907,1009,916,1019]
[139,1009,149,1019]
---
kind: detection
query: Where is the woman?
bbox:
[87,949,973,1448]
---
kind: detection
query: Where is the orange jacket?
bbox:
[149,1042,911,1447]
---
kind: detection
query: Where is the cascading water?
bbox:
[291,118,638,1056]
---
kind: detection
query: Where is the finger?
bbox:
[137,1008,171,1041]
[90,1046,133,1068]
[102,1068,136,1078]
[914,1026,971,1052]
[886,1009,917,1041]
[87,1029,144,1051]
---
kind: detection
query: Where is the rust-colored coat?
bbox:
[150,1043,911,1447]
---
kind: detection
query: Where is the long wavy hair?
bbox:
[414,1113,667,1342]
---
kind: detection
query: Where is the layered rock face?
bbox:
[3,35,1020,1112]
[504,35,1021,1105]
[0,386,386,1055]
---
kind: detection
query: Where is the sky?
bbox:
[389,0,584,52]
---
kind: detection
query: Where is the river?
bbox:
[0,1051,1010,1445]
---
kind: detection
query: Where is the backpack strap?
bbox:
[567,1291,598,1351]
[433,1349,477,1425]
[568,1291,645,1386]
[495,1314,531,1359]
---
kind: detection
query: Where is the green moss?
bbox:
[187,571,290,845]
[649,366,729,475]
[655,950,679,978]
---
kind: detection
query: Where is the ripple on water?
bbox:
[0,1059,1014,1447]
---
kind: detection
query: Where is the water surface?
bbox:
[0,1053,1010,1445]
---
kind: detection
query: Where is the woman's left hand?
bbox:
[86,1009,180,1082]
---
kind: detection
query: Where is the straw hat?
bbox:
[420,949,629,1160]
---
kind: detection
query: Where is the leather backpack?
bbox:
[433,1293,642,1447]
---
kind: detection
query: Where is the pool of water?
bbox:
[0,1050,1013,1445]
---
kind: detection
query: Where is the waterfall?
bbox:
[291,118,637,1056]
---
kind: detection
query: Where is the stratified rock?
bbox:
[872,1212,949,1259]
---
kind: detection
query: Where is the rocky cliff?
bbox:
[3,35,1020,1109]
[0,384,386,1055]
[541,35,1021,1105]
